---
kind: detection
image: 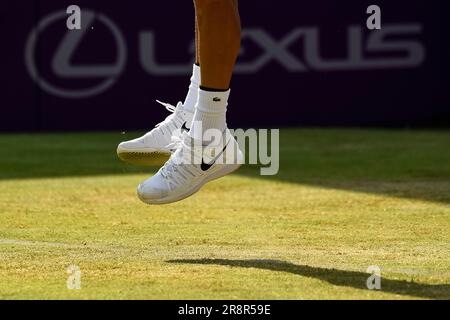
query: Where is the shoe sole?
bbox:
[117,148,171,166]
[137,163,242,205]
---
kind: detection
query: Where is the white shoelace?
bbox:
[160,133,199,188]
[166,133,184,152]
[153,100,184,137]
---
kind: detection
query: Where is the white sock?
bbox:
[182,64,201,112]
[190,88,230,141]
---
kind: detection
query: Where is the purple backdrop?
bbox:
[0,0,448,131]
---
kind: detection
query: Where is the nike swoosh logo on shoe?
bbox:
[181,122,190,132]
[201,142,230,171]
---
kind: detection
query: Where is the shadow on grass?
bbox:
[167,259,450,299]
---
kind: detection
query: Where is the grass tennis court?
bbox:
[0,129,449,299]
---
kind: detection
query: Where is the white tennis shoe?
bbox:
[117,101,194,165]
[137,130,244,205]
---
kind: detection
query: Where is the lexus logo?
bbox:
[25,10,127,99]
[25,9,425,100]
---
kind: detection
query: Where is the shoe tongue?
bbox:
[172,134,201,165]
[182,129,229,148]
[182,133,201,147]
[183,134,213,148]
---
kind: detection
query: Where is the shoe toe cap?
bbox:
[137,181,169,203]
[117,140,146,152]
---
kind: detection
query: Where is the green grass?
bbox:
[0,128,449,299]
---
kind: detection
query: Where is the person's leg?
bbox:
[136,0,243,204]
[190,0,241,141]
[195,0,241,90]
[194,3,200,66]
